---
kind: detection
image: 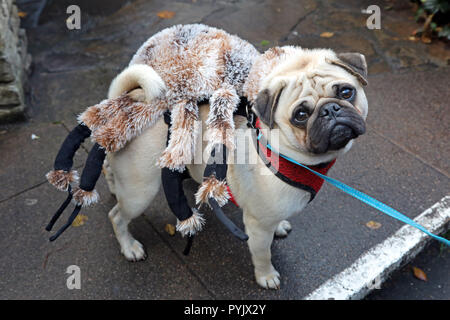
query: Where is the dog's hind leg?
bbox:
[108,204,147,261]
[108,160,161,262]
[107,119,166,261]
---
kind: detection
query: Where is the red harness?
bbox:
[226,118,335,207]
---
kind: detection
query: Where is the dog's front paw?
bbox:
[255,268,281,290]
[121,240,147,262]
[275,220,292,238]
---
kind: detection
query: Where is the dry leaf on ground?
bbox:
[421,35,432,44]
[165,223,176,236]
[72,214,88,227]
[320,32,334,38]
[412,266,428,281]
[157,11,175,19]
[366,221,382,230]
[18,11,27,18]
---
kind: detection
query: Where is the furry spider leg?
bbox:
[160,110,205,245]
[45,123,91,231]
[46,143,106,241]
[196,84,239,207]
[46,123,91,191]
[205,84,240,154]
[195,86,249,240]
[158,100,200,172]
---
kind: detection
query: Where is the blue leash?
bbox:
[258,134,450,247]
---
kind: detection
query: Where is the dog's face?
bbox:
[253,49,368,163]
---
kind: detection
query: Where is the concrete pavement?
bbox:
[0,0,448,299]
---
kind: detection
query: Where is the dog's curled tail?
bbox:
[108,64,166,101]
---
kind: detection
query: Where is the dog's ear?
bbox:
[253,87,284,128]
[329,52,368,86]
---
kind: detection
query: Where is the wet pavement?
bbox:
[0,0,448,299]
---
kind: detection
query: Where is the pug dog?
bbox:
[104,46,368,289]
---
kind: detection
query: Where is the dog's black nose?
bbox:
[319,103,341,118]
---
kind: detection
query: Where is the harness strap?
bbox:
[253,118,335,202]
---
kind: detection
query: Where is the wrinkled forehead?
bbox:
[262,53,360,103]
[272,71,360,108]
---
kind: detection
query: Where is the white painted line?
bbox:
[304,195,450,300]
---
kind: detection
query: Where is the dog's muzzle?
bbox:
[309,102,366,154]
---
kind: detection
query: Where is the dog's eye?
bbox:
[338,86,355,100]
[291,107,309,126]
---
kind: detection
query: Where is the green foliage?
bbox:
[412,0,450,40]
[421,0,450,14]
[438,25,450,39]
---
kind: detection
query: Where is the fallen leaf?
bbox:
[366,221,382,230]
[157,11,175,19]
[165,223,176,236]
[408,36,418,41]
[320,32,334,38]
[260,40,270,46]
[72,214,88,227]
[18,11,27,18]
[412,266,427,281]
[421,35,432,44]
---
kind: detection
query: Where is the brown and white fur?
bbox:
[104,45,369,289]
